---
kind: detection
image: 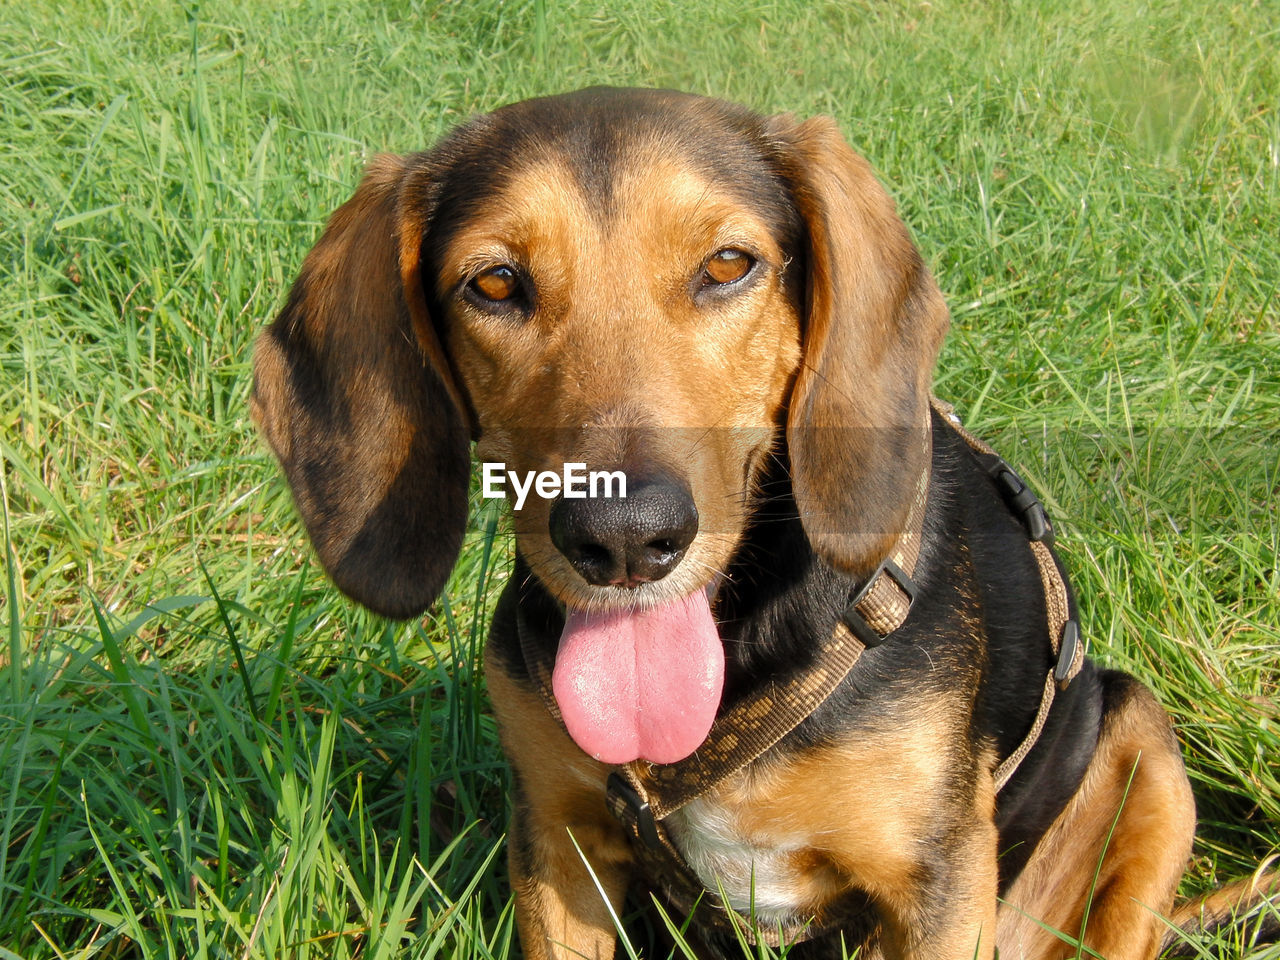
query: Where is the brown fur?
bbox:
[998,675,1197,958]
[251,155,471,618]
[252,89,1277,960]
[765,115,948,579]
[438,153,802,611]
[485,656,629,960]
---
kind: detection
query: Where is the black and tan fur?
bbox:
[252,88,1278,959]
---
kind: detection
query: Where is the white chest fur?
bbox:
[663,790,812,925]
[652,726,943,930]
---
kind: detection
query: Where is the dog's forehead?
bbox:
[423,89,800,258]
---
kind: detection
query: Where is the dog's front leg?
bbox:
[488,660,632,960]
[873,818,1000,960]
[507,777,632,960]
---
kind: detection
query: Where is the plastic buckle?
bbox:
[983,455,1055,546]
[606,772,661,849]
[843,558,917,649]
[1054,619,1081,689]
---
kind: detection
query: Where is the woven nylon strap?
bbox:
[622,460,930,819]
[928,397,1085,791]
[598,450,931,946]
[517,398,1083,943]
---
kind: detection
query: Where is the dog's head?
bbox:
[252,88,949,761]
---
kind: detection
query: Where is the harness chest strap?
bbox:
[600,456,933,947]
[619,460,932,822]
[516,398,1084,942]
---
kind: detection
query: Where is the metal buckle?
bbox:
[606,772,661,849]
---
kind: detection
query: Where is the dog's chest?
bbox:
[661,769,844,925]
[665,798,808,923]
[647,723,947,927]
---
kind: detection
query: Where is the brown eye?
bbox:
[469,265,520,302]
[703,248,754,286]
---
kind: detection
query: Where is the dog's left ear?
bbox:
[767,115,950,579]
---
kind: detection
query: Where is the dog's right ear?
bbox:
[252,155,471,619]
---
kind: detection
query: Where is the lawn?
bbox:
[1,0,1277,956]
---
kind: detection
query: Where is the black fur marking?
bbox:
[492,406,1103,933]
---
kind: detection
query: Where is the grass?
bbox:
[1,0,1277,956]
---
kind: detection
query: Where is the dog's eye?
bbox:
[703,249,754,286]
[468,265,521,303]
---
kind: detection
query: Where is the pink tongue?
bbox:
[552,590,724,764]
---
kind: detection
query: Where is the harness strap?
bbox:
[616,462,931,823]
[928,398,1084,792]
[598,433,932,947]
[517,397,1084,944]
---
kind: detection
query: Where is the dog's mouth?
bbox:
[551,585,724,764]
[513,455,739,764]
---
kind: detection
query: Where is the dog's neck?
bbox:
[713,457,891,700]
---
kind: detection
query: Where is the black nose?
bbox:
[549,473,699,588]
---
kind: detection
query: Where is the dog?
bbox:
[252,88,1278,959]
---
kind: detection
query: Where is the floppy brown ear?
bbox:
[251,155,471,619]
[768,115,950,579]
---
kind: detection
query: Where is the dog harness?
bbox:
[517,397,1084,946]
